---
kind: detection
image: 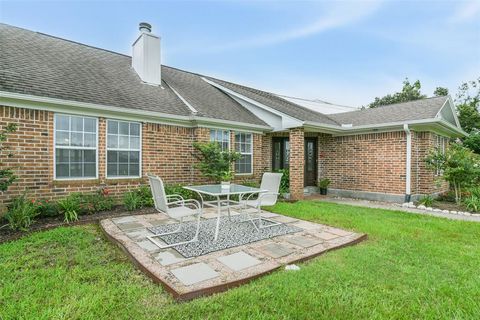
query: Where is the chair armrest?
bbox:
[167,199,202,211]
[166,194,185,204]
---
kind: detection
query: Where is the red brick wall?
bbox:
[289,128,305,200]
[0,106,266,209]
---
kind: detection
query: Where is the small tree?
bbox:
[425,144,480,203]
[193,142,241,182]
[463,130,480,154]
[0,123,18,192]
[434,87,449,97]
[367,78,427,108]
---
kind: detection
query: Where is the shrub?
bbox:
[5,194,38,231]
[463,195,480,212]
[418,195,435,207]
[80,188,115,214]
[318,178,331,189]
[192,142,240,182]
[164,184,199,201]
[57,194,81,223]
[137,185,154,207]
[463,130,480,154]
[275,169,290,194]
[123,191,143,211]
[36,199,60,218]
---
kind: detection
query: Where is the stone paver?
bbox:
[116,222,144,231]
[327,228,352,237]
[136,239,161,253]
[217,251,261,271]
[285,235,322,248]
[155,249,186,266]
[270,215,299,223]
[125,229,153,240]
[317,232,340,241]
[171,262,219,286]
[258,243,294,258]
[112,216,138,224]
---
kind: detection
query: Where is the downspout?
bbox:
[403,124,411,203]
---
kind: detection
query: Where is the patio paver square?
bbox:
[155,249,186,266]
[112,216,138,224]
[217,251,261,271]
[270,215,299,224]
[125,229,153,241]
[116,222,144,231]
[285,235,322,248]
[136,239,161,253]
[258,243,294,258]
[171,262,218,286]
[317,232,340,240]
[327,228,353,236]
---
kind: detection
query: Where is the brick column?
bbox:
[289,128,304,200]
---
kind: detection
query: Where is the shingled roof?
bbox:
[328,96,448,126]
[0,23,462,134]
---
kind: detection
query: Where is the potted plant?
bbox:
[220,170,234,189]
[318,178,331,195]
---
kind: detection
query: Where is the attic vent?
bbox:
[341,124,353,128]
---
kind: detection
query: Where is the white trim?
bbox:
[53,113,99,180]
[435,96,461,128]
[0,91,272,132]
[105,119,142,179]
[404,124,411,198]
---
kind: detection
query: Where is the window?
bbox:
[210,129,230,151]
[272,137,290,170]
[235,132,253,174]
[55,114,97,179]
[107,120,141,178]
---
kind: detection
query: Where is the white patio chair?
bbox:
[146,174,203,249]
[241,172,283,231]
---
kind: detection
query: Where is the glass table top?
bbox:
[183,184,266,196]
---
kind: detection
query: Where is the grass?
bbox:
[1,200,479,319]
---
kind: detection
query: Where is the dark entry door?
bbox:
[304,138,317,186]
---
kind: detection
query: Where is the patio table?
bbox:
[183,184,267,241]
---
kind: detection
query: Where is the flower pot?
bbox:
[319,188,327,195]
[221,181,231,189]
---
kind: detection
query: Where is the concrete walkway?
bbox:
[309,196,480,223]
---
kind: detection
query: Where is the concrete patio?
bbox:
[100,208,366,301]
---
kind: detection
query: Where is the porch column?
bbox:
[289,127,304,200]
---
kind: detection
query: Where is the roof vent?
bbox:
[341,124,353,128]
[139,22,152,33]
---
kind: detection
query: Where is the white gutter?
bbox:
[403,124,412,203]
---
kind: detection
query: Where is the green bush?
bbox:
[463,195,480,212]
[275,169,289,194]
[123,191,143,211]
[35,199,60,218]
[57,194,81,223]
[418,195,435,207]
[5,194,39,231]
[164,184,199,201]
[318,178,331,189]
[80,189,115,214]
[192,142,240,182]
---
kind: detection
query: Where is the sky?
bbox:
[1,0,479,108]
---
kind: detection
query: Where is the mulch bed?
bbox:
[0,206,156,244]
[430,201,470,212]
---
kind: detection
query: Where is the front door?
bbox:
[304,138,317,186]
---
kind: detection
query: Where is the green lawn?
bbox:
[1,201,479,320]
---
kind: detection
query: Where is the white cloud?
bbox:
[198,1,383,53]
[449,0,480,23]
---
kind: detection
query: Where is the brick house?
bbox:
[0,23,466,208]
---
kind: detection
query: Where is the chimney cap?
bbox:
[139,22,152,33]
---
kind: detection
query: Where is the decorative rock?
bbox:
[442,210,449,214]
[402,202,410,208]
[285,264,301,271]
[450,211,458,214]
[433,209,442,212]
[417,205,426,210]
[426,207,434,211]
[408,202,415,208]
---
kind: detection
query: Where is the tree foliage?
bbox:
[192,142,240,182]
[425,144,480,203]
[368,78,427,108]
[434,87,449,97]
[463,130,480,154]
[0,123,18,192]
[455,78,480,134]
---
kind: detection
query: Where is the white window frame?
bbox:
[210,129,230,152]
[234,132,253,175]
[105,119,142,179]
[53,113,99,180]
